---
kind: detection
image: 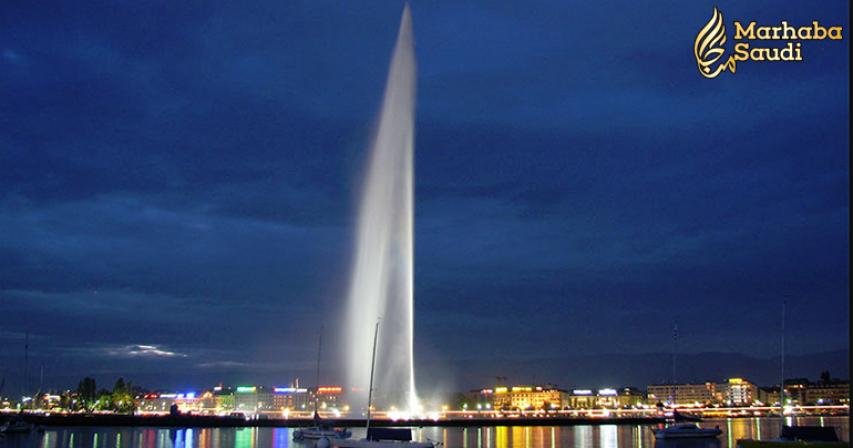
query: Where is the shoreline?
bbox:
[8,413,847,429]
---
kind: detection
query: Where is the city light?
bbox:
[4,376,847,420]
[273,387,296,393]
[317,386,342,394]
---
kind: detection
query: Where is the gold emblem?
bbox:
[694,7,737,78]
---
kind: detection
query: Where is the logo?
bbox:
[694,7,844,78]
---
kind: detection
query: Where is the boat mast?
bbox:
[671,323,678,406]
[365,320,380,436]
[314,331,323,418]
[780,300,786,421]
[24,331,29,399]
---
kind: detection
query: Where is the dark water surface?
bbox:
[1,417,847,448]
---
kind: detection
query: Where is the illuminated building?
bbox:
[33,393,62,410]
[566,389,596,409]
[234,386,260,412]
[594,388,622,408]
[137,392,202,413]
[758,381,807,406]
[199,390,216,412]
[784,379,809,404]
[647,382,717,406]
[213,386,235,411]
[492,385,568,410]
[309,386,344,411]
[804,382,849,405]
[566,388,644,409]
[753,380,813,406]
[720,378,757,406]
[614,387,645,408]
[272,387,310,410]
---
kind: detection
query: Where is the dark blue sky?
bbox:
[1,1,848,393]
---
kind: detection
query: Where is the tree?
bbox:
[95,388,113,411]
[77,377,97,411]
[111,377,135,413]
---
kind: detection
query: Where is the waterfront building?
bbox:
[213,386,234,411]
[615,387,646,408]
[272,387,311,411]
[805,381,849,405]
[309,386,345,412]
[647,382,716,406]
[32,393,62,410]
[257,387,275,411]
[719,378,758,406]
[234,385,260,413]
[566,389,597,409]
[754,379,848,406]
[137,392,202,413]
[492,385,569,410]
[593,388,622,408]
[758,379,809,405]
[758,387,781,406]
[566,388,645,409]
[199,390,216,412]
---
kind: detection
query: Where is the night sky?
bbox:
[1,1,849,394]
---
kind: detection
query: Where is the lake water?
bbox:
[1,417,847,448]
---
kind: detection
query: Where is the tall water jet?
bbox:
[344,5,417,413]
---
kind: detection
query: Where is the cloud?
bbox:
[196,361,251,369]
[106,344,188,359]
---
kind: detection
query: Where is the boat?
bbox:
[738,304,848,448]
[292,333,352,442]
[652,423,722,439]
[737,426,848,448]
[334,428,434,448]
[293,423,352,441]
[672,409,702,422]
[329,320,435,448]
[0,418,36,434]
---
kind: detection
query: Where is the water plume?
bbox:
[343,5,418,414]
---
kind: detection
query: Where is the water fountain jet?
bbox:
[343,5,418,414]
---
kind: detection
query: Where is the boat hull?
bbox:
[293,428,351,440]
[653,429,722,439]
[737,440,849,448]
[333,439,434,448]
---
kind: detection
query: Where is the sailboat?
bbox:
[293,422,352,442]
[736,301,848,448]
[293,333,352,441]
[331,322,435,448]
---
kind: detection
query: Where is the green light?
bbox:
[236,386,256,393]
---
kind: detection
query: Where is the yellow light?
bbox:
[495,387,508,394]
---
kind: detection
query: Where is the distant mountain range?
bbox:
[416,349,849,393]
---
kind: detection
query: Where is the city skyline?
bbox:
[6,370,849,414]
[1,0,849,397]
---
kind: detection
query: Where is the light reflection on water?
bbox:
[0,417,847,448]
